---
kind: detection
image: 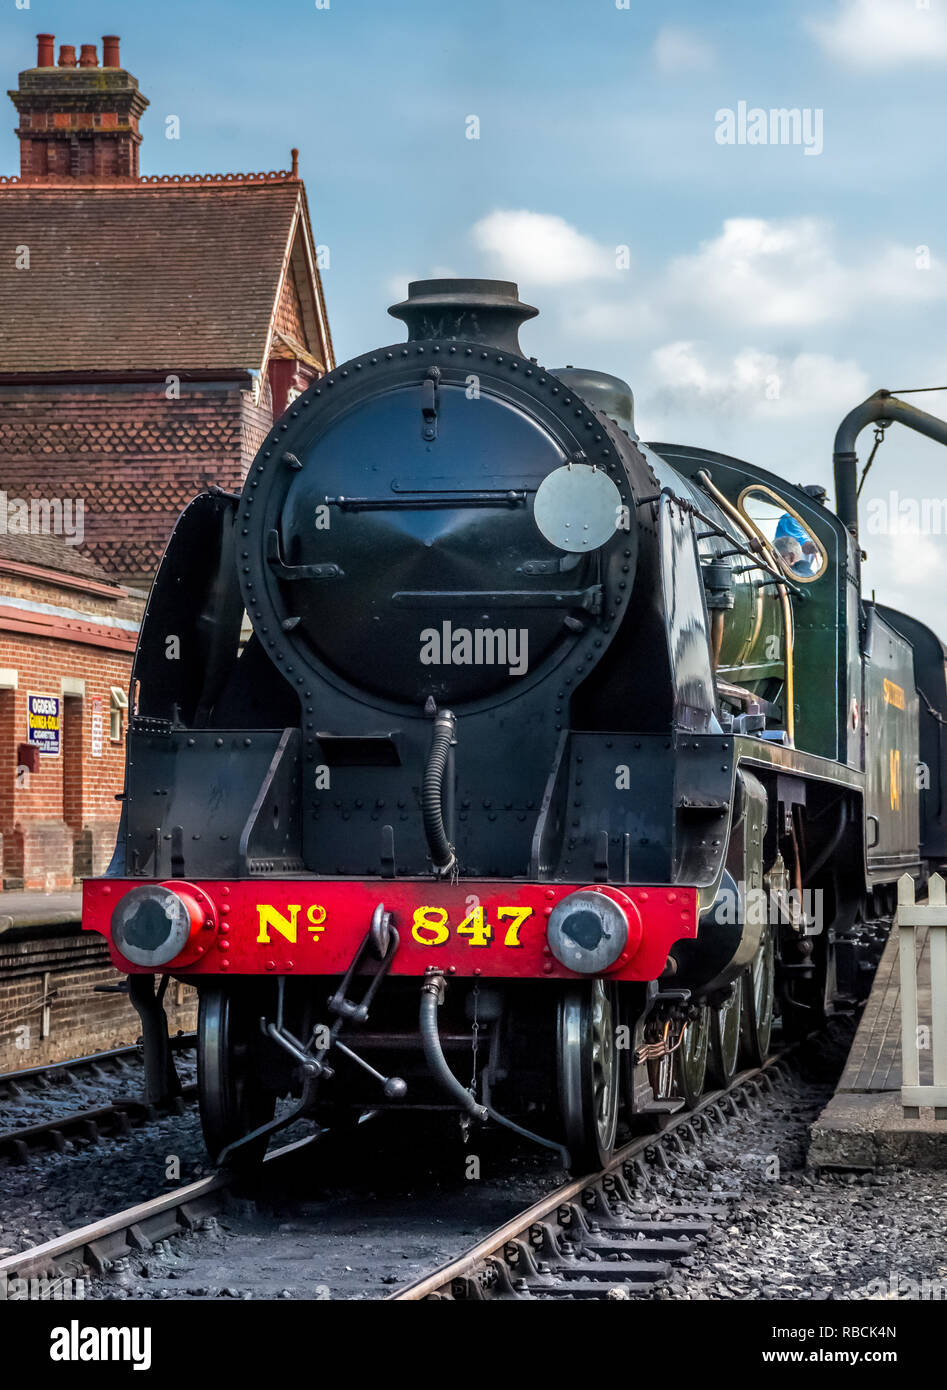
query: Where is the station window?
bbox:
[737,485,827,582]
[110,686,128,742]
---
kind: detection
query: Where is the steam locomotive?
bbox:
[83,279,947,1171]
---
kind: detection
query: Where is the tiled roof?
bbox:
[0,180,304,373]
[0,530,116,583]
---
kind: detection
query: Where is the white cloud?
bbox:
[653,26,715,72]
[649,341,869,419]
[385,266,459,301]
[807,0,947,68]
[863,531,947,622]
[664,217,947,328]
[464,212,944,339]
[863,243,946,302]
[570,298,663,340]
[666,218,848,327]
[386,272,415,301]
[471,210,614,285]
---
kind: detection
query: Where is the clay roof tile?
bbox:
[0,180,304,373]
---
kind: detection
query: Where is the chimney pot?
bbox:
[291,148,299,178]
[388,279,539,354]
[16,32,144,184]
[102,35,120,68]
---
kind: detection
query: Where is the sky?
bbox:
[2,0,947,633]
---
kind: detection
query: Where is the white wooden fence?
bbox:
[898,872,947,1115]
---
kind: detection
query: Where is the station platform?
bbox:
[0,889,81,934]
[809,923,947,1169]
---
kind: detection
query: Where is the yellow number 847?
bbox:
[411,905,532,949]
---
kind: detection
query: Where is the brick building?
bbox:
[0,32,334,891]
[2,33,333,583]
[0,532,139,889]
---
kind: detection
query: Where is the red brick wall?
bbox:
[0,630,135,887]
[0,925,196,1072]
[19,134,133,182]
[0,374,278,887]
[0,561,141,887]
[0,687,14,884]
[0,381,267,582]
[274,265,308,345]
[242,380,274,463]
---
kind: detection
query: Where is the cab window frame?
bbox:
[736,483,828,583]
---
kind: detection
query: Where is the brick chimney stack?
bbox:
[8,34,149,183]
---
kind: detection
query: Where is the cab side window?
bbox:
[738,486,826,581]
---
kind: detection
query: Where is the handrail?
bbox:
[695,469,796,747]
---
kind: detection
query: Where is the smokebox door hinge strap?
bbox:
[422,366,440,441]
[265,529,344,580]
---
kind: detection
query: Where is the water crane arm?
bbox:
[834,390,947,537]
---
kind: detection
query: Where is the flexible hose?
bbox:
[484,1102,570,1165]
[419,980,488,1120]
[419,977,570,1164]
[422,710,456,875]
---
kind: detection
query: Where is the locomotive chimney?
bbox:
[36,34,55,68]
[388,278,538,354]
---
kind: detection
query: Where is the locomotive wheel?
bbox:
[674,1005,710,1109]
[557,980,619,1173]
[707,985,743,1090]
[198,985,276,1168]
[740,926,775,1067]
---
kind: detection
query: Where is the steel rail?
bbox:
[0,1057,794,1297]
[0,1133,317,1284]
[390,1055,790,1301]
[0,1033,196,1092]
[0,1085,199,1163]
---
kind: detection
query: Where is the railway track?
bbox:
[0,1088,199,1164]
[0,1055,793,1298]
[391,1058,789,1300]
[0,1034,196,1101]
[0,1134,314,1284]
[0,1035,198,1164]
